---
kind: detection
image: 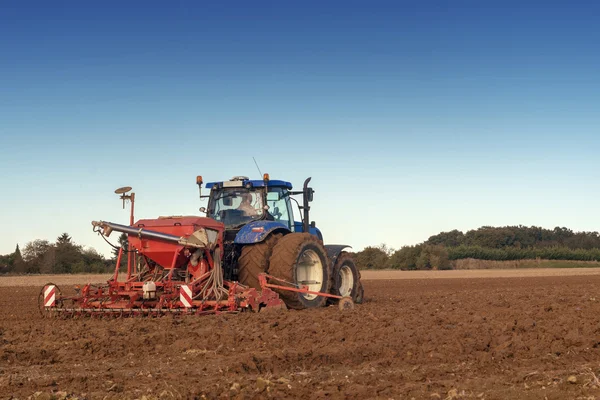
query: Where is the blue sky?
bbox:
[1,1,599,257]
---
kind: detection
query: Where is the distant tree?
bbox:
[427,230,464,247]
[553,226,574,242]
[388,245,422,270]
[54,232,82,273]
[40,246,56,274]
[564,232,600,250]
[0,244,23,273]
[82,248,109,273]
[416,245,450,270]
[0,253,12,274]
[14,244,22,263]
[22,240,50,262]
[353,244,391,270]
[56,233,73,246]
[22,240,52,273]
[377,243,395,257]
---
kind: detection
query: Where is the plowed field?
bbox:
[3,272,600,399]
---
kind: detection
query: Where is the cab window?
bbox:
[208,188,264,227]
[266,187,294,230]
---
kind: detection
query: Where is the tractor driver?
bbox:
[237,193,258,217]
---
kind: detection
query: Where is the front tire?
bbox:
[237,233,281,289]
[269,233,331,309]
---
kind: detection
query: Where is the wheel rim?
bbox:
[295,249,323,300]
[338,265,354,297]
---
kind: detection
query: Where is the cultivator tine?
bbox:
[41,307,198,318]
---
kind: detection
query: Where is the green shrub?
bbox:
[447,245,600,262]
[416,244,451,270]
[388,245,422,270]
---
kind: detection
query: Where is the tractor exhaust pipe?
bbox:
[303,177,312,234]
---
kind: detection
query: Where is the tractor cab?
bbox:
[203,176,296,231]
[197,174,323,253]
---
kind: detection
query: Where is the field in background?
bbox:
[5,268,600,287]
[0,274,111,287]
[453,258,600,269]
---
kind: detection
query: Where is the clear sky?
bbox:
[1,1,599,257]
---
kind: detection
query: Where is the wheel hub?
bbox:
[296,249,323,300]
[338,265,354,297]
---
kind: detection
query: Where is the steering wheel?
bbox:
[272,206,283,221]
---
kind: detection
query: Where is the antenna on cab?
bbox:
[253,157,263,178]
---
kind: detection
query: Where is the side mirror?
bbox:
[266,192,280,202]
[307,189,314,202]
[199,207,206,213]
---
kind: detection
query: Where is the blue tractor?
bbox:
[197,174,363,309]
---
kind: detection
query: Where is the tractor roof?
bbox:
[205,177,293,190]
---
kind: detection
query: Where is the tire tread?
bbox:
[237,233,281,289]
[269,233,330,309]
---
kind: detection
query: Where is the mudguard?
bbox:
[324,244,352,264]
[293,221,324,241]
[234,221,290,244]
[310,226,324,241]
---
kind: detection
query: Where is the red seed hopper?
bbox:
[39,217,285,317]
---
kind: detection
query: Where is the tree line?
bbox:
[353,225,600,270]
[426,226,600,249]
[3,225,600,274]
[0,233,114,274]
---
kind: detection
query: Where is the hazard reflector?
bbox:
[44,285,56,307]
[180,285,193,308]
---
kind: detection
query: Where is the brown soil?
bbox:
[3,273,600,399]
[0,275,112,287]
[360,267,600,280]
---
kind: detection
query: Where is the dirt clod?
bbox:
[256,377,272,392]
[55,391,68,400]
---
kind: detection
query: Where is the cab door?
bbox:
[266,187,295,231]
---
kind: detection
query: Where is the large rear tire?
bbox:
[329,252,361,303]
[269,233,331,309]
[237,233,282,289]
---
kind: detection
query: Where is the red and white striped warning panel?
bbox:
[44,285,56,307]
[180,285,193,308]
